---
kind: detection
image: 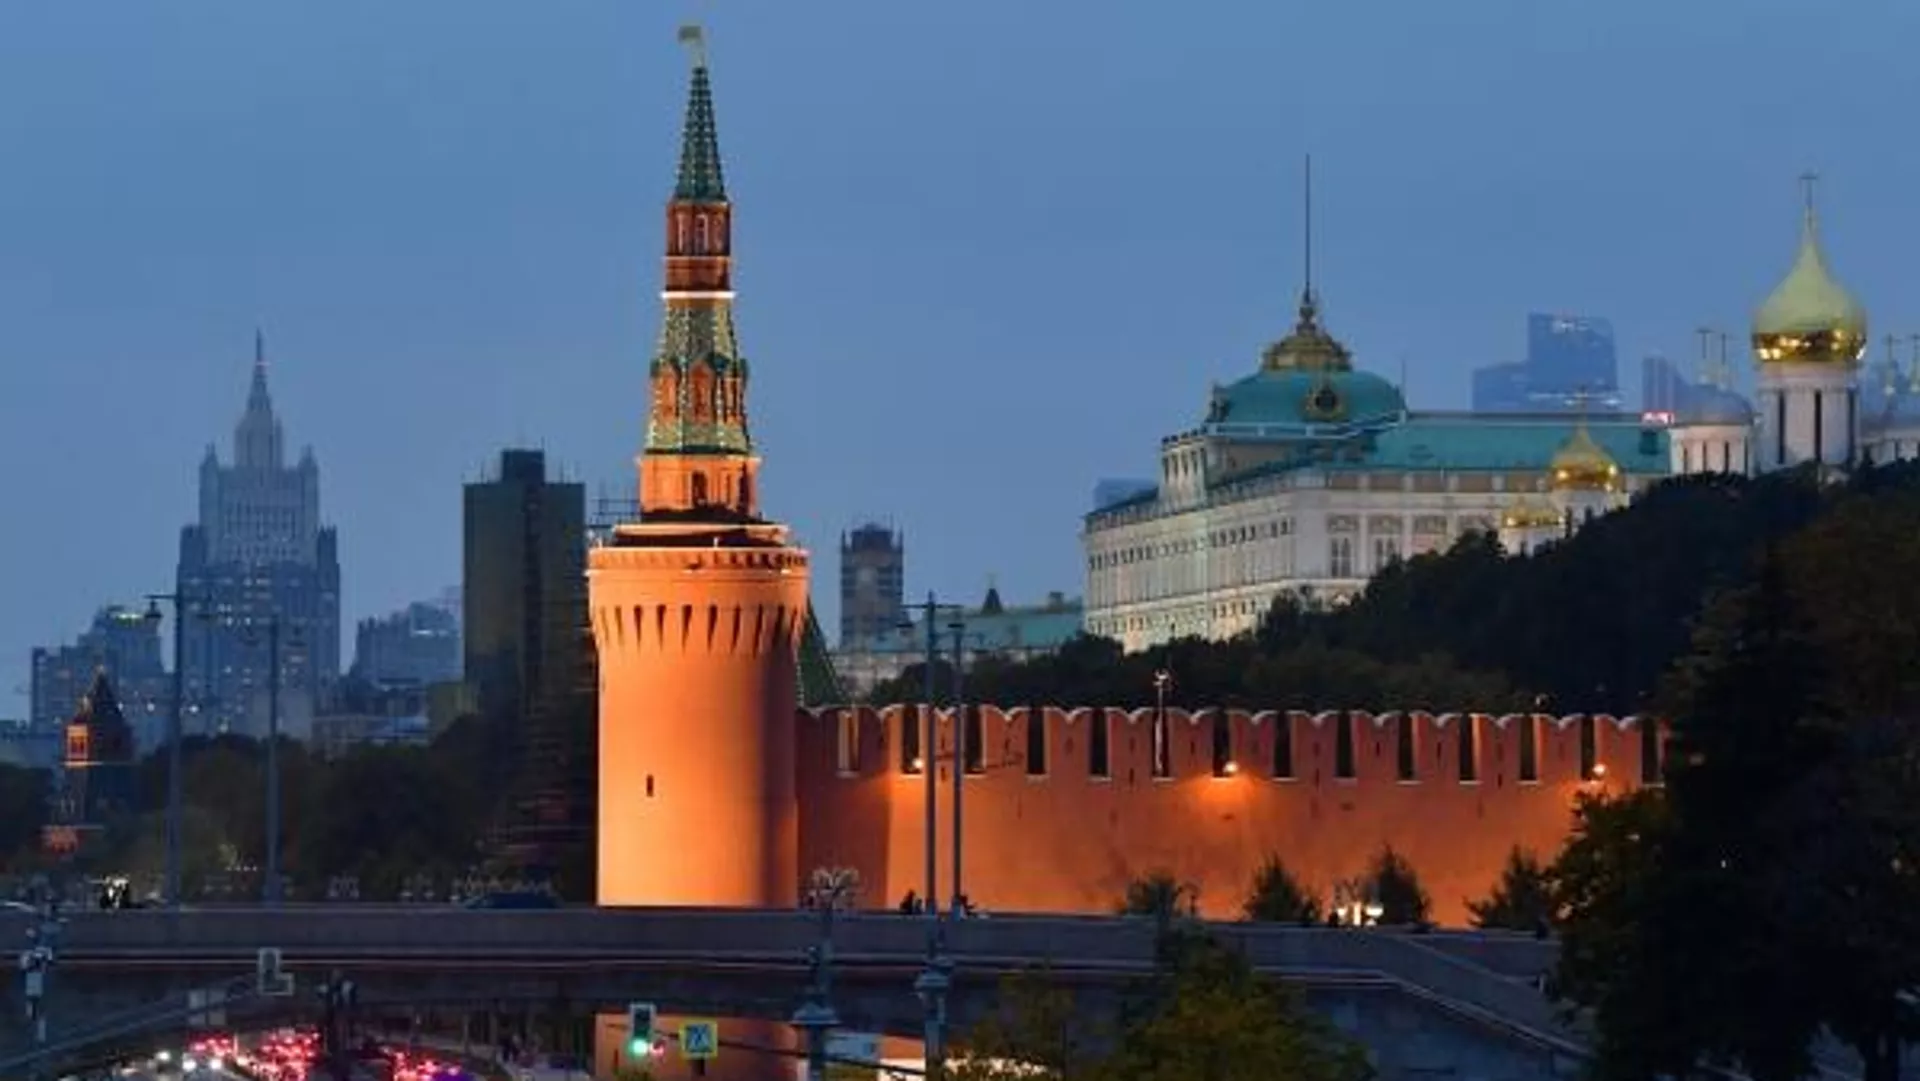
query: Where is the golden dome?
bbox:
[1261,290,1353,373]
[1500,496,1562,531]
[1752,196,1867,367]
[1549,423,1621,492]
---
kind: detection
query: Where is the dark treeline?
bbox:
[873,464,1890,713]
[0,699,596,902]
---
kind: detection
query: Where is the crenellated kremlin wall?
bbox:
[794,706,1663,926]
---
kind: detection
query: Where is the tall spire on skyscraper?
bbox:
[235,329,285,470]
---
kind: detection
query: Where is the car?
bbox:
[461,891,560,910]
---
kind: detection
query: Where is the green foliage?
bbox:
[1465,847,1555,932]
[948,971,1105,1081]
[1553,496,1920,1081]
[1242,854,1321,924]
[37,707,584,900]
[0,764,49,869]
[865,468,1891,721]
[954,936,1371,1081]
[1365,846,1429,926]
[1117,871,1196,921]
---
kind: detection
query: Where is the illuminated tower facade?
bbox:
[590,27,810,907]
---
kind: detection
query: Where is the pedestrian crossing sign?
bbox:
[681,1019,719,1061]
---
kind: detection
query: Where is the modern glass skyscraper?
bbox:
[29,606,169,744]
[1471,313,1621,412]
[174,335,342,740]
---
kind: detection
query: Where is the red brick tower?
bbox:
[591,25,810,907]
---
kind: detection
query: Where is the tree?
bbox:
[948,971,1105,1081]
[1550,790,1716,1081]
[1242,854,1320,924]
[1107,936,1372,1081]
[952,935,1370,1081]
[1118,871,1196,921]
[1465,847,1555,933]
[1365,846,1429,926]
[1553,557,1850,1081]
[0,765,49,869]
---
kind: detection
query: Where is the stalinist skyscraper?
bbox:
[176,333,342,739]
[590,26,810,907]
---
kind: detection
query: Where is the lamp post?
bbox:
[244,616,300,905]
[947,615,969,916]
[792,867,857,1081]
[317,970,358,1081]
[899,593,962,1078]
[17,879,62,1079]
[1152,669,1172,778]
[143,592,205,909]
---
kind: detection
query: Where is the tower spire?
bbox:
[641,26,754,519]
[235,329,284,469]
[673,25,726,203]
[1301,154,1316,320]
[248,328,272,411]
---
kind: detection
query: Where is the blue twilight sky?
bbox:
[3,0,1919,708]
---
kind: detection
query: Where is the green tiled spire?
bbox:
[797,602,848,707]
[673,32,727,203]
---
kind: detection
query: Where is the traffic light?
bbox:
[626,1002,657,1058]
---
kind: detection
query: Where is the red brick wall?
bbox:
[795,706,1659,926]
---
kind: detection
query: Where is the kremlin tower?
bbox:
[590,26,810,907]
[1752,176,1868,472]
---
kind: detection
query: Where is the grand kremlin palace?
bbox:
[1080,187,1920,651]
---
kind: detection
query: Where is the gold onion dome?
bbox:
[1550,423,1621,492]
[1752,197,1867,366]
[1501,496,1562,531]
[1261,290,1353,373]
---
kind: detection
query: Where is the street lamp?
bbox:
[17,880,62,1077]
[897,593,962,1076]
[243,616,302,905]
[143,592,207,909]
[792,867,857,1081]
[317,970,359,1081]
[947,614,970,917]
[1151,669,1172,779]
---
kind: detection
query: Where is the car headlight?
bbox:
[156,1051,173,1064]
[183,1056,201,1071]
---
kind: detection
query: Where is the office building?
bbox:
[30,605,169,745]
[838,522,904,648]
[1471,313,1621,413]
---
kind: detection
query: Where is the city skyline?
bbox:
[5,1,1920,708]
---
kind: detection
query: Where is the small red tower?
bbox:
[591,25,809,908]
